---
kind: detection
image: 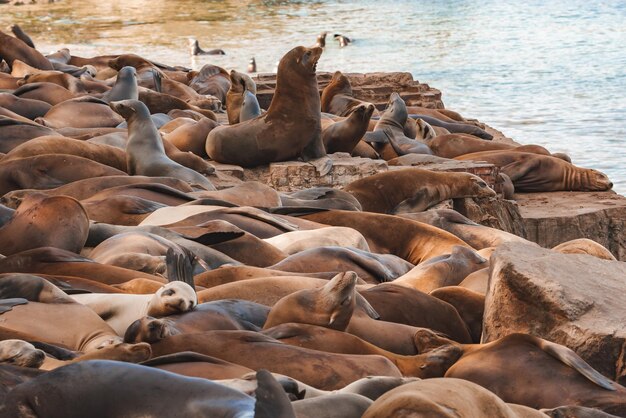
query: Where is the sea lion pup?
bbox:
[393,245,487,293]
[100,65,138,102]
[322,103,375,153]
[552,238,617,261]
[456,151,613,192]
[343,168,495,214]
[1,362,295,418]
[263,227,370,255]
[0,29,52,71]
[364,92,433,159]
[206,46,331,173]
[188,37,226,56]
[110,99,216,191]
[0,194,89,256]
[226,69,257,124]
[321,70,377,117]
[363,377,548,418]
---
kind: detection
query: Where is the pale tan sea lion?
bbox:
[552,238,616,261]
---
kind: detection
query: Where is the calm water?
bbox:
[2,0,625,193]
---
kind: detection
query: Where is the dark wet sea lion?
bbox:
[206,46,326,167]
[0,29,53,71]
[455,151,613,192]
[322,103,375,153]
[9,24,35,49]
[0,194,89,256]
[110,99,215,190]
[303,210,472,264]
[188,38,226,56]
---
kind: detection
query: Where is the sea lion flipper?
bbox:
[0,298,29,314]
[254,369,297,418]
[363,130,390,144]
[151,69,162,93]
[165,247,195,291]
[540,338,617,391]
[355,293,380,320]
[308,156,333,176]
[391,190,430,214]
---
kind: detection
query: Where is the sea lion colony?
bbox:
[0,25,622,418]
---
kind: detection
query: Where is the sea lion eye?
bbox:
[162,289,175,296]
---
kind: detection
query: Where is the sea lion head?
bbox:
[80,341,152,363]
[551,152,571,163]
[279,45,322,78]
[351,103,375,122]
[0,340,46,368]
[584,169,613,191]
[382,92,408,127]
[117,66,137,82]
[264,271,358,331]
[467,174,497,198]
[123,316,180,344]
[415,118,437,142]
[148,281,197,317]
[109,99,149,120]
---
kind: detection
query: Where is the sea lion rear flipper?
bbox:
[308,156,333,176]
[152,69,162,93]
[165,247,195,291]
[355,293,380,320]
[254,369,297,418]
[363,130,390,144]
[540,338,616,391]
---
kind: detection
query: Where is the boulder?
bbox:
[483,242,626,385]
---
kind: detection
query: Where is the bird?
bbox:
[247,57,257,73]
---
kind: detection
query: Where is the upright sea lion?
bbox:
[226,69,257,125]
[364,93,432,159]
[100,65,138,102]
[334,34,352,47]
[343,168,495,213]
[321,71,376,116]
[240,90,262,122]
[322,103,375,153]
[206,46,328,169]
[0,194,89,256]
[456,151,613,192]
[188,38,226,56]
[0,29,52,71]
[315,32,328,48]
[110,99,215,190]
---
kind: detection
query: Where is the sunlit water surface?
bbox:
[2,0,625,193]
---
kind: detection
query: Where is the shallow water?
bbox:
[2,0,625,193]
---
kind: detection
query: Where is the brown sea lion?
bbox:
[303,210,472,264]
[458,267,489,294]
[10,81,76,105]
[141,352,255,380]
[0,29,52,71]
[0,93,51,120]
[206,46,329,170]
[429,286,485,343]
[159,77,222,111]
[320,71,377,116]
[322,103,375,153]
[36,96,123,129]
[226,69,257,125]
[190,181,281,208]
[16,70,90,94]
[163,117,218,158]
[427,132,551,158]
[264,226,370,255]
[0,154,126,196]
[137,88,217,120]
[0,194,89,256]
[149,330,401,390]
[552,238,617,261]
[188,64,231,104]
[343,168,495,213]
[80,195,164,225]
[363,377,549,418]
[393,245,487,292]
[0,116,57,153]
[110,99,215,190]
[0,340,46,368]
[455,151,613,192]
[2,136,126,171]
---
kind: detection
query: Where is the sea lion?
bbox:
[206,46,328,170]
[0,194,89,256]
[263,227,370,255]
[10,81,76,105]
[159,77,222,111]
[334,34,352,47]
[0,115,57,153]
[110,99,215,190]
[140,352,255,380]
[71,281,197,336]
[9,24,35,49]
[552,238,617,261]
[0,154,126,196]
[393,245,487,293]
[247,58,257,73]
[429,286,485,343]
[303,210,472,264]
[16,69,92,94]
[456,151,613,192]
[280,187,363,211]
[1,361,294,418]
[0,29,52,71]
[410,114,493,140]
[240,90,262,122]
[0,92,51,120]
[363,377,549,418]
[426,132,551,159]
[364,93,432,159]
[226,69,257,125]
[100,65,138,102]
[0,340,46,368]
[188,64,231,103]
[190,181,281,207]
[188,38,225,56]
[343,168,495,213]
[496,172,515,199]
[315,32,328,48]
[322,103,375,153]
[321,71,376,117]
[36,96,124,129]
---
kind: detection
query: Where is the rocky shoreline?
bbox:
[1,29,626,417]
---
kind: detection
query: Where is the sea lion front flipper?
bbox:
[254,369,297,418]
[363,130,390,144]
[355,293,380,320]
[391,190,431,214]
[151,69,162,93]
[165,247,195,291]
[308,156,333,176]
[0,298,28,314]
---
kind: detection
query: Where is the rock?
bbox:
[453,196,527,238]
[483,242,626,384]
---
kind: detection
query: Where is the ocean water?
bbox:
[2,0,625,193]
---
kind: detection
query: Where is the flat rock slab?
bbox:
[484,242,626,384]
[517,191,626,260]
